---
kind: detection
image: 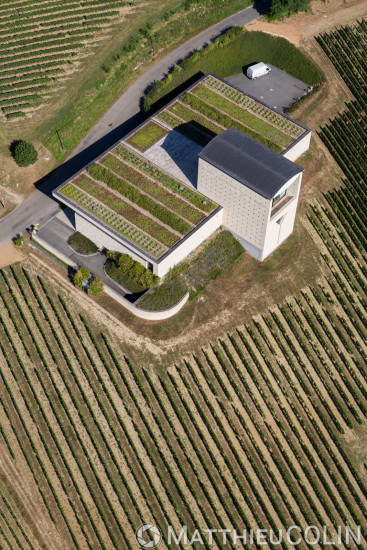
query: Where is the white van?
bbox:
[246,62,271,80]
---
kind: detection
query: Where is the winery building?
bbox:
[53,73,310,276]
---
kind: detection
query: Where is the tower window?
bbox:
[272,190,286,205]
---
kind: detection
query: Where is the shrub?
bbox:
[67,231,99,255]
[87,277,104,296]
[11,140,38,167]
[138,229,243,310]
[105,251,159,293]
[119,254,159,288]
[284,84,321,113]
[14,235,24,247]
[268,0,312,21]
[73,266,90,288]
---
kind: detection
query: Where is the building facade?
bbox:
[198,128,303,261]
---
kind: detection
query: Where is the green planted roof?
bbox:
[57,142,218,259]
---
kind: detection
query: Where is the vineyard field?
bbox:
[0,0,125,119]
[0,221,366,548]
[0,18,366,550]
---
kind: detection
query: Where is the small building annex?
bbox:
[53,73,311,277]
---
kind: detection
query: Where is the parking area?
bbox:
[226,65,310,112]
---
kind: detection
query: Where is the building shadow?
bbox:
[159,122,214,188]
[33,111,147,199]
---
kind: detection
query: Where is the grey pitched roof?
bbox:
[198,127,303,199]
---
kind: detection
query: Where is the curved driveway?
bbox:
[0,1,269,247]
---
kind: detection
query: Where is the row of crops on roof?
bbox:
[157,75,307,153]
[0,0,124,119]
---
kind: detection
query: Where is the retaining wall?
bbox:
[33,234,189,320]
[104,286,190,320]
[32,235,78,268]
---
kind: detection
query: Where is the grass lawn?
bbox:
[127,121,168,152]
[144,28,325,112]
[67,232,99,255]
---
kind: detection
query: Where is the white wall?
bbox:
[282,131,311,162]
[197,159,269,249]
[229,231,262,259]
[104,286,190,320]
[261,173,302,259]
[198,158,303,262]
[75,213,149,266]
[155,208,223,277]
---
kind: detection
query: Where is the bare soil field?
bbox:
[0,242,24,268]
[247,0,367,47]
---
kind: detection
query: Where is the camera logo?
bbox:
[136,524,162,548]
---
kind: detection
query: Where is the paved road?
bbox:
[0,1,269,248]
[36,216,130,298]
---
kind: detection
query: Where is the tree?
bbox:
[88,277,104,296]
[139,270,155,289]
[106,249,160,290]
[73,267,90,288]
[267,0,312,20]
[14,235,24,247]
[11,140,38,167]
[118,253,134,274]
[106,250,120,262]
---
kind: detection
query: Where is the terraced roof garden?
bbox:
[57,143,218,259]
[155,74,306,153]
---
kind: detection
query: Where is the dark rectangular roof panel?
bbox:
[198,127,303,200]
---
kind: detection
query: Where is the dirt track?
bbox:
[247,0,367,47]
[0,242,24,269]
